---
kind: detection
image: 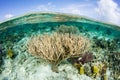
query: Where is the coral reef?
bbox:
[79,65,84,75]
[27,32,90,72]
[92,37,120,51]
[0,44,3,73]
[92,65,100,77]
[68,52,93,65]
[0,37,92,80]
[7,48,14,58]
[91,36,120,79]
[78,53,93,64]
[0,44,3,63]
[107,52,120,79]
[0,44,2,54]
[0,12,120,80]
[55,25,79,34]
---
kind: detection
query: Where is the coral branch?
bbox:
[27,33,90,71]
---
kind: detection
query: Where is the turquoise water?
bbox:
[1,21,120,43]
[0,12,120,80]
[0,13,120,43]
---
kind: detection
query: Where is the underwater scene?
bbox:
[0,12,120,80]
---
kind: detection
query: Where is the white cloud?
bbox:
[37,2,56,11]
[36,2,95,16]
[60,5,81,14]
[5,14,14,18]
[60,0,120,25]
[35,0,120,26]
[59,3,96,17]
[95,0,120,25]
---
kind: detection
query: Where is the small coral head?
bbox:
[79,53,93,64]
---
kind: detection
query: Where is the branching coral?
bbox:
[27,33,90,72]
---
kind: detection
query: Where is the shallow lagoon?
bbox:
[0,12,120,80]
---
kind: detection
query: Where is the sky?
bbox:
[0,0,120,25]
